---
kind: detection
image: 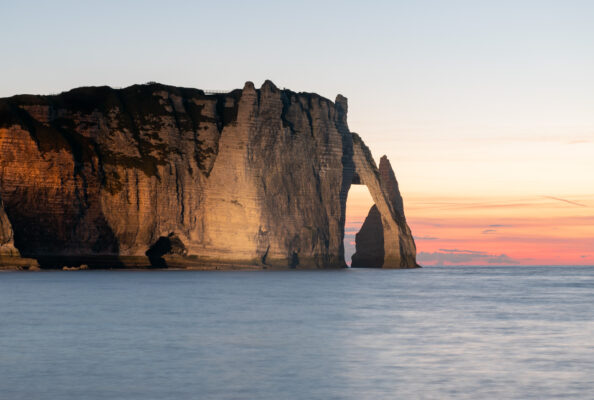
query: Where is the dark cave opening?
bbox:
[145,233,187,268]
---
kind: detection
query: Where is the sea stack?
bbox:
[0,81,419,269]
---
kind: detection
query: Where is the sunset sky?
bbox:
[2,1,593,265]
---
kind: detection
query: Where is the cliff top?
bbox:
[0,80,346,113]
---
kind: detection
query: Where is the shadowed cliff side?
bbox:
[0,196,38,269]
[0,81,418,269]
[0,196,17,257]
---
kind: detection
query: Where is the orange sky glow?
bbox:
[2,0,593,269]
[345,185,594,266]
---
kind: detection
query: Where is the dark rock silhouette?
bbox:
[351,205,384,268]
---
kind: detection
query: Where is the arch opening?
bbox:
[344,183,379,267]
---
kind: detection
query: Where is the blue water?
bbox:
[1,266,593,399]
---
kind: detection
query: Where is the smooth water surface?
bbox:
[1,266,593,399]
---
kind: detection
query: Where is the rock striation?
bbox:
[0,80,418,269]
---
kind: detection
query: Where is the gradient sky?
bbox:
[2,1,593,265]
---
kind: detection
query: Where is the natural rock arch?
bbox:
[345,135,418,268]
[0,80,418,269]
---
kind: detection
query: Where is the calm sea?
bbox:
[1,266,593,399]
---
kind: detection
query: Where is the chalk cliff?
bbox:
[0,81,418,269]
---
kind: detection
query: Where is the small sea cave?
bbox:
[145,233,187,267]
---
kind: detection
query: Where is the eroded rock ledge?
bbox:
[0,81,419,269]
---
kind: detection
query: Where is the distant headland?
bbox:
[0,81,418,270]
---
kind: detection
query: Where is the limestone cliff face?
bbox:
[0,81,418,269]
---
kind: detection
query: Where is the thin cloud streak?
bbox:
[418,249,519,266]
[414,235,439,241]
[408,215,594,229]
[542,196,588,208]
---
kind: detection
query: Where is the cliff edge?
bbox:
[0,80,418,269]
